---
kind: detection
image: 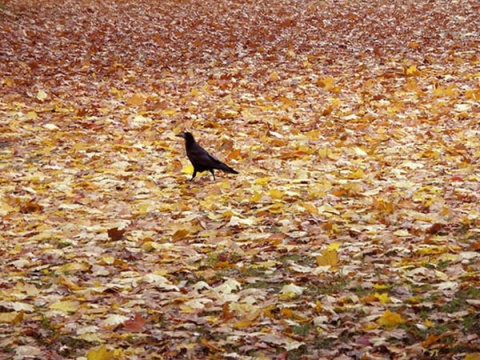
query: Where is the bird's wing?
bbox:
[188,144,222,167]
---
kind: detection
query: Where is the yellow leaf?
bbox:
[233,320,253,329]
[319,77,335,91]
[172,229,190,241]
[216,109,238,119]
[415,246,445,255]
[433,85,457,98]
[267,203,283,214]
[142,241,161,252]
[349,168,365,179]
[318,147,329,159]
[181,164,194,175]
[301,202,318,215]
[424,319,434,328]
[254,177,270,186]
[190,88,201,96]
[330,98,342,107]
[0,200,15,216]
[316,249,338,268]
[59,275,81,291]
[279,96,296,108]
[126,93,146,106]
[162,108,177,116]
[179,304,196,313]
[465,89,480,100]
[86,345,120,360]
[101,255,115,265]
[0,311,24,324]
[377,310,405,327]
[110,87,121,95]
[59,261,90,273]
[222,210,235,219]
[270,72,279,81]
[465,353,480,360]
[37,89,48,101]
[269,189,284,199]
[405,79,419,92]
[374,292,390,304]
[49,301,80,313]
[373,283,390,291]
[249,191,262,203]
[405,65,419,76]
[26,111,38,120]
[303,60,312,69]
[327,243,341,251]
[363,322,378,331]
[252,260,279,269]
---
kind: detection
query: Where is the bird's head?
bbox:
[176,132,196,146]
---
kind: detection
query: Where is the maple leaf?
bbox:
[107,227,126,241]
[377,310,405,327]
[102,315,129,329]
[1,0,479,357]
[124,313,146,332]
[49,301,80,313]
[316,249,339,269]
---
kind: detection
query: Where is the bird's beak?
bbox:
[175,133,186,138]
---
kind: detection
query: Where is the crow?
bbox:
[176,132,239,180]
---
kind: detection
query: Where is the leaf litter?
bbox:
[0,0,479,358]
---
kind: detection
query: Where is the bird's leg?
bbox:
[210,170,215,180]
[190,169,197,181]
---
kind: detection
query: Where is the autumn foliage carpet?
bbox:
[1,0,479,359]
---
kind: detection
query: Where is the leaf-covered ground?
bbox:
[1,0,479,359]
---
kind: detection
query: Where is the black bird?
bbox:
[176,132,239,180]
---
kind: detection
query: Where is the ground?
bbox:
[0,0,479,359]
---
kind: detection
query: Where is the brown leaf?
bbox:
[124,313,146,333]
[107,227,126,241]
[20,200,42,214]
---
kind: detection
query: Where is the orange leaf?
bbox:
[421,334,439,347]
[280,308,293,318]
[214,261,232,269]
[222,302,234,320]
[227,148,241,159]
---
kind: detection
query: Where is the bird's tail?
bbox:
[218,162,239,174]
